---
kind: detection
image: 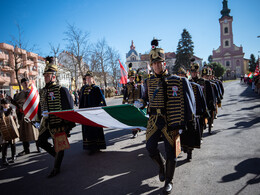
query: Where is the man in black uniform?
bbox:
[177,67,207,161]
[141,39,195,194]
[37,56,75,178]
[190,61,215,135]
[79,71,106,155]
[201,66,218,134]
[122,63,143,138]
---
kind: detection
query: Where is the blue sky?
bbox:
[1,0,260,64]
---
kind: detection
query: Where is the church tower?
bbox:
[219,0,233,50]
[125,40,141,70]
[212,0,245,79]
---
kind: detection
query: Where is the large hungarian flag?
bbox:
[23,83,39,121]
[48,104,148,130]
[119,59,127,84]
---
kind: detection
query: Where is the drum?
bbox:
[0,114,19,141]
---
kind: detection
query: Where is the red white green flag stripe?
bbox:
[48,104,148,130]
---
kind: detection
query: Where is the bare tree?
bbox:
[64,23,90,90]
[8,23,37,91]
[49,43,60,59]
[92,38,110,87]
[107,46,120,87]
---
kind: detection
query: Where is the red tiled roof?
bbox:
[38,56,45,61]
[165,52,176,59]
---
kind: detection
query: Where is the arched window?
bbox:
[224,27,228,34]
[225,40,229,46]
[131,56,136,61]
[236,60,240,66]
[226,61,230,66]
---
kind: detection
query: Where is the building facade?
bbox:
[126,40,202,74]
[0,43,38,96]
[36,56,46,89]
[58,51,87,90]
[212,0,248,79]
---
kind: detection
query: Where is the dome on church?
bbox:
[126,40,139,58]
[126,49,138,58]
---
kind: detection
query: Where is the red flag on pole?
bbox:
[254,58,259,76]
[147,62,151,74]
[118,59,128,84]
[22,82,39,121]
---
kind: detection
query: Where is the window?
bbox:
[224,27,228,33]
[226,61,230,66]
[131,56,136,61]
[236,60,240,66]
[225,40,229,46]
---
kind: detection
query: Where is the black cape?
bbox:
[79,84,107,151]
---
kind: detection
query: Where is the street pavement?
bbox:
[0,80,259,195]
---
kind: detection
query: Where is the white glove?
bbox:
[42,111,48,117]
[34,122,40,129]
[134,100,143,108]
[179,129,183,134]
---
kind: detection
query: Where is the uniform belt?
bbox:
[148,108,166,115]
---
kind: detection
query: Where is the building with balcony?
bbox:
[0,43,38,96]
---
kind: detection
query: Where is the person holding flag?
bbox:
[79,71,107,154]
[122,63,144,138]
[10,78,40,155]
[37,56,75,178]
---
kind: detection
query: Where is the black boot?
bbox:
[131,130,138,139]
[9,143,16,163]
[187,149,192,162]
[48,150,64,178]
[2,143,9,166]
[151,152,165,182]
[208,120,212,135]
[18,142,30,156]
[163,159,177,194]
[36,142,41,153]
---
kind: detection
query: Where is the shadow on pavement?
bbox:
[221,102,237,107]
[220,158,260,194]
[228,117,260,130]
[238,104,260,111]
[239,86,260,99]
[0,139,163,195]
[105,128,136,146]
[121,140,146,150]
[220,158,260,183]
[217,114,230,118]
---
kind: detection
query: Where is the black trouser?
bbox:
[37,130,64,170]
[2,141,16,160]
[22,141,30,153]
[146,117,175,160]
